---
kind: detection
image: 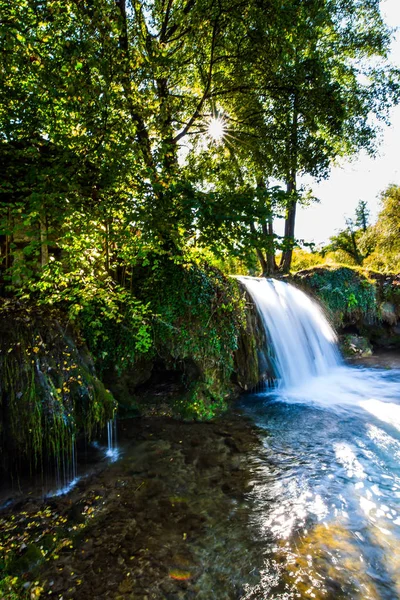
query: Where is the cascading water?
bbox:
[51,434,80,497]
[239,276,341,387]
[106,417,119,461]
[238,277,400,599]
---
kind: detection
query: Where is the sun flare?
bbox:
[207,116,226,143]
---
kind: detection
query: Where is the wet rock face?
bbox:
[1,414,264,600]
[380,301,397,326]
[0,302,115,475]
[233,284,272,391]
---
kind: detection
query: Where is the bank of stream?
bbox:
[0,413,265,599]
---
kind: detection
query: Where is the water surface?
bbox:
[241,364,400,599]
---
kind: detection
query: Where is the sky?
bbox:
[293,0,400,246]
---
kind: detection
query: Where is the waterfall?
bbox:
[106,418,119,461]
[51,434,79,497]
[239,277,341,389]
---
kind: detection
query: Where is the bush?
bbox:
[134,256,245,419]
[293,265,377,327]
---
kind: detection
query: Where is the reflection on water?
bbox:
[241,365,400,600]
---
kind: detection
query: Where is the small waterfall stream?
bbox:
[106,417,119,461]
[51,434,80,497]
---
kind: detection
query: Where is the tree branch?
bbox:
[173,13,220,143]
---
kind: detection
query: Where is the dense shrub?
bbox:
[293,266,377,327]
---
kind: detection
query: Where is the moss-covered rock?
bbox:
[233,283,273,391]
[293,266,400,349]
[0,300,116,473]
[340,334,373,357]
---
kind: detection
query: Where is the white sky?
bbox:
[293,0,400,246]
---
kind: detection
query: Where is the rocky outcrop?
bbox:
[0,300,115,473]
[233,283,273,391]
[293,267,400,350]
[340,334,373,357]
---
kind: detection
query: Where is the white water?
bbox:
[106,418,119,461]
[239,277,400,415]
[239,277,341,388]
[49,434,80,497]
[239,277,400,599]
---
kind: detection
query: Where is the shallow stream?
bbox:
[241,363,400,599]
[1,365,400,599]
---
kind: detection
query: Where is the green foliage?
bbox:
[31,262,152,374]
[0,577,28,600]
[323,201,374,267]
[135,256,245,419]
[363,185,400,273]
[322,186,400,275]
[1,0,398,279]
[0,301,116,471]
[290,249,326,272]
[293,266,377,327]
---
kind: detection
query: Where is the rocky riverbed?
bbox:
[0,413,266,599]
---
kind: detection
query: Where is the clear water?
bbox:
[237,277,400,599]
[240,365,400,599]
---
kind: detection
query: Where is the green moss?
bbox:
[0,302,116,472]
[0,576,27,600]
[133,257,246,419]
[293,266,377,328]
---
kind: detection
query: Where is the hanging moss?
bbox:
[0,301,116,474]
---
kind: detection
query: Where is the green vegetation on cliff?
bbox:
[293,266,377,327]
[0,301,116,472]
[293,266,400,349]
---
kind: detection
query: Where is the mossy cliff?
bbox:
[293,266,400,350]
[105,260,264,419]
[233,281,273,390]
[0,261,268,472]
[0,300,115,474]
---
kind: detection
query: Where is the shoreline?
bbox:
[0,411,264,599]
[346,349,400,369]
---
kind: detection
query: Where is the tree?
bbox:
[0,0,399,285]
[259,0,398,273]
[323,200,372,266]
[363,185,400,272]
[355,200,370,233]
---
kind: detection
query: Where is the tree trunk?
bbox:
[350,231,363,265]
[5,207,12,270]
[40,212,49,267]
[280,97,298,274]
[280,178,297,273]
[250,222,268,275]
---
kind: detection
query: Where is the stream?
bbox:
[241,363,400,599]
[1,277,400,598]
[1,361,399,599]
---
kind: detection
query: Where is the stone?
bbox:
[340,334,373,357]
